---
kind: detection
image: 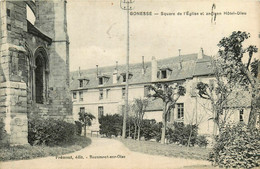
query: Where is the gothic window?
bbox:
[35,55,45,104]
[34,47,48,104]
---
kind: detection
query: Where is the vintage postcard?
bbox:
[0,0,259,169]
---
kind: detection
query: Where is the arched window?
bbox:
[34,47,48,104]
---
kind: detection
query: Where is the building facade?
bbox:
[0,0,72,145]
[70,49,250,136]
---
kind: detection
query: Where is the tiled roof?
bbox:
[70,53,214,90]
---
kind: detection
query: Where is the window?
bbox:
[239,109,244,122]
[99,89,103,100]
[157,68,172,80]
[73,92,77,99]
[98,106,104,119]
[80,107,85,113]
[122,88,126,98]
[7,9,10,17]
[161,70,167,79]
[106,89,110,98]
[122,74,126,82]
[177,103,184,119]
[99,77,103,85]
[79,91,83,101]
[79,80,83,88]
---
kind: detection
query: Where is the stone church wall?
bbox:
[0,0,72,145]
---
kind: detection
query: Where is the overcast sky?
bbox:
[66,0,259,71]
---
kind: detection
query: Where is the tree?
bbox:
[196,59,233,134]
[148,83,186,144]
[131,98,149,140]
[79,111,95,137]
[217,31,259,128]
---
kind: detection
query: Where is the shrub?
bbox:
[99,114,123,137]
[209,123,260,168]
[167,122,198,146]
[28,116,76,146]
[0,119,5,141]
[75,121,82,136]
[196,135,208,148]
[141,120,162,141]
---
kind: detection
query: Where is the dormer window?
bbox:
[161,70,167,79]
[79,80,83,87]
[157,67,172,80]
[99,77,103,85]
[78,77,89,88]
[123,75,126,82]
[98,74,109,86]
[120,72,133,83]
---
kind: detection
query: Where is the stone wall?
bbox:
[0,0,72,145]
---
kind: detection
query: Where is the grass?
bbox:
[119,138,211,160]
[0,136,91,161]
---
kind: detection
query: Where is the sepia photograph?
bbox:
[0,0,259,169]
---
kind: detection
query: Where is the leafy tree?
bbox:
[79,111,95,137]
[196,60,232,134]
[131,98,149,140]
[217,31,259,128]
[99,114,123,137]
[148,83,186,144]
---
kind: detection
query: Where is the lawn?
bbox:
[0,136,91,161]
[119,138,211,160]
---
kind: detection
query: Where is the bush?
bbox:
[209,123,260,168]
[75,121,82,136]
[0,119,5,141]
[167,122,198,146]
[99,114,123,137]
[196,135,208,148]
[28,116,76,146]
[141,120,162,141]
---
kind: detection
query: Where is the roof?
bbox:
[27,20,52,44]
[70,53,214,90]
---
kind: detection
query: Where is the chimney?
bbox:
[151,56,157,82]
[113,61,118,84]
[78,67,81,77]
[96,65,99,77]
[198,48,204,59]
[178,49,182,69]
[142,56,145,74]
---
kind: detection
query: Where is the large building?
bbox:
[70,49,250,136]
[0,0,72,145]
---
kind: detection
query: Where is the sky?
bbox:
[66,0,260,71]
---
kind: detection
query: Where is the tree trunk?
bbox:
[84,122,87,137]
[134,124,137,140]
[137,126,141,141]
[248,86,259,129]
[161,105,167,144]
[187,125,193,147]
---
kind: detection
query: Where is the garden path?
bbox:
[0,137,210,169]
